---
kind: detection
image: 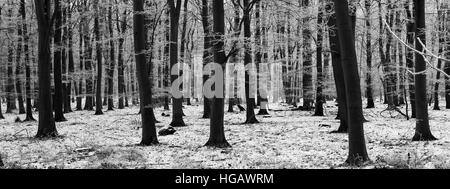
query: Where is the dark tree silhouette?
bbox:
[412,0,437,142]
[133,0,159,146]
[94,2,104,116]
[107,4,115,111]
[327,3,348,133]
[314,0,325,116]
[205,0,230,148]
[53,0,67,122]
[365,0,375,109]
[22,0,35,122]
[168,0,186,127]
[35,0,58,138]
[243,0,259,124]
[334,0,370,165]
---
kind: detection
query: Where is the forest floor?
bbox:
[1,100,450,169]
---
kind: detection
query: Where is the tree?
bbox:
[117,6,128,110]
[365,0,375,109]
[412,0,437,141]
[314,0,325,116]
[334,0,369,165]
[35,0,58,138]
[405,2,417,117]
[15,6,25,115]
[107,4,115,111]
[94,1,104,116]
[168,0,186,127]
[133,0,159,146]
[243,0,259,124]
[205,0,230,148]
[83,1,94,111]
[302,0,314,110]
[6,6,16,114]
[200,0,212,118]
[53,0,67,122]
[327,3,348,133]
[257,1,269,116]
[22,0,35,122]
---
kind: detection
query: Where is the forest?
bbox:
[0,0,449,169]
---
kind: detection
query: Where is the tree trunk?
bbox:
[205,0,230,148]
[67,6,74,113]
[107,5,115,111]
[405,2,417,117]
[6,7,15,114]
[53,0,67,122]
[314,0,325,116]
[327,3,348,133]
[94,2,103,115]
[117,8,127,110]
[83,3,94,111]
[22,0,35,121]
[201,0,211,118]
[16,10,25,115]
[257,1,269,116]
[365,0,375,109]
[412,0,437,141]
[133,0,159,146]
[302,0,314,110]
[243,0,259,124]
[334,0,369,165]
[35,0,58,138]
[168,0,186,127]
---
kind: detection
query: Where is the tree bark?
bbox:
[22,0,35,121]
[243,0,259,124]
[94,2,103,115]
[314,0,325,116]
[53,0,67,122]
[35,0,58,138]
[168,0,186,127]
[334,0,370,165]
[412,0,437,141]
[205,0,231,148]
[201,0,211,118]
[133,0,159,146]
[365,0,375,109]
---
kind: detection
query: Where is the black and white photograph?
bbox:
[0,0,449,185]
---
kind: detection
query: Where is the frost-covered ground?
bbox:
[0,101,449,169]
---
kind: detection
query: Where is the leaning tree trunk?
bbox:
[205,0,231,148]
[334,0,370,165]
[35,0,58,138]
[412,0,437,141]
[133,0,159,146]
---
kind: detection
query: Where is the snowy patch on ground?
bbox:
[0,101,449,169]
